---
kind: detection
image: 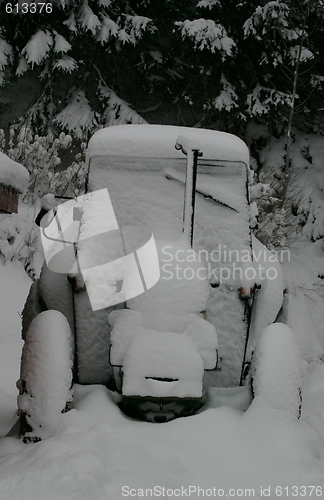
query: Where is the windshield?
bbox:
[87,155,250,249]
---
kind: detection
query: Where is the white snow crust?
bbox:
[0,151,29,192]
[86,124,250,165]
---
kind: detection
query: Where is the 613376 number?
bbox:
[5,3,52,13]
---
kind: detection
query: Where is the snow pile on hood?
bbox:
[0,151,29,193]
[109,308,218,371]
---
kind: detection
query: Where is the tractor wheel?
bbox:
[17,310,74,442]
[251,323,302,418]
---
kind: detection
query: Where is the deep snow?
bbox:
[0,255,324,500]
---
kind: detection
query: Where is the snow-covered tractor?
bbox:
[17,125,302,442]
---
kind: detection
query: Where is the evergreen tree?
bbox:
[0,0,323,138]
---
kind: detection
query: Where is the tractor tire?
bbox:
[17,310,74,442]
[251,323,302,418]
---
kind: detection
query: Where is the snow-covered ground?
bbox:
[0,256,324,500]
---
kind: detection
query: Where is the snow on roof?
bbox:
[0,151,29,192]
[86,124,249,165]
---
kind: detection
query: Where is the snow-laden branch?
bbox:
[175,19,235,59]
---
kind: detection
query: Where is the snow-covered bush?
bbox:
[248,128,324,247]
[0,126,86,199]
[250,174,296,249]
[0,127,86,276]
